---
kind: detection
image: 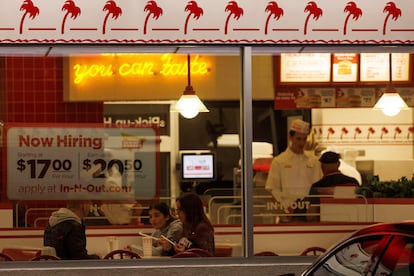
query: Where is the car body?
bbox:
[300,221,414,275]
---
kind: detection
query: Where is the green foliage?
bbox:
[355,175,414,198]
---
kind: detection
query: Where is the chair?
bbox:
[300,246,326,256]
[186,248,214,257]
[30,255,60,261]
[214,245,233,257]
[103,249,141,259]
[254,251,279,256]
[171,251,202,258]
[0,252,14,261]
[1,248,41,261]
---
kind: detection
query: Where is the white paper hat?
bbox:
[290,119,310,134]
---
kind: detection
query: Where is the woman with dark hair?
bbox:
[160,192,215,255]
[129,202,182,256]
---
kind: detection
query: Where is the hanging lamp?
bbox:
[373,53,408,116]
[172,54,209,119]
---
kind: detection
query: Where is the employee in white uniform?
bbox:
[265,119,322,220]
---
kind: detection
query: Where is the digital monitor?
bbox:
[181,152,215,181]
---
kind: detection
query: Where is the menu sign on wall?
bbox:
[332,54,358,82]
[360,53,410,82]
[277,53,411,85]
[6,125,159,200]
[275,53,413,109]
[275,87,379,109]
[280,53,331,83]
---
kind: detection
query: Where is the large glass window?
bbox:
[0,45,413,265]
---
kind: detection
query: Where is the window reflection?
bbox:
[313,235,386,275]
[313,235,414,276]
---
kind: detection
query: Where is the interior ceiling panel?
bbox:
[0,44,412,56]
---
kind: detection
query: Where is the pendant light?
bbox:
[373,53,408,116]
[172,54,209,119]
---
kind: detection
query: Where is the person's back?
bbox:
[307,151,359,222]
[44,202,99,260]
[310,151,359,196]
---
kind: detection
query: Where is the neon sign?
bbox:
[72,54,209,84]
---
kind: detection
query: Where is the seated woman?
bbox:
[160,192,215,255]
[129,202,182,256]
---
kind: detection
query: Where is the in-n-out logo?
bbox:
[104,116,166,128]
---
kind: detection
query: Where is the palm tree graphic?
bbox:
[102,0,122,35]
[61,0,81,34]
[383,2,401,35]
[224,1,244,35]
[264,1,284,35]
[184,1,203,35]
[19,0,39,34]
[343,2,362,35]
[303,1,322,35]
[144,1,163,35]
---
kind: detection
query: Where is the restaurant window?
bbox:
[0,48,248,260]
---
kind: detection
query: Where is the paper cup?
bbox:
[142,237,153,257]
[106,236,119,253]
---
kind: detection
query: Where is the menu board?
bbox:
[274,87,378,109]
[280,53,331,83]
[332,54,358,82]
[277,53,411,85]
[360,53,410,82]
[391,53,410,81]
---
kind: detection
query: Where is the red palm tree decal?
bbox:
[102,0,122,35]
[367,127,375,139]
[144,1,163,35]
[224,1,244,35]
[19,0,39,34]
[408,127,414,139]
[61,0,81,34]
[394,126,401,139]
[340,127,348,139]
[380,127,389,139]
[383,2,401,35]
[264,1,284,35]
[354,127,362,139]
[327,127,335,139]
[303,2,322,35]
[184,1,203,35]
[343,2,362,35]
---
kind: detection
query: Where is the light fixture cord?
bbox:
[187,54,191,87]
[389,53,392,85]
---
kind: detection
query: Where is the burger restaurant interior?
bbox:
[0,45,413,275]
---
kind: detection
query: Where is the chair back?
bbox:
[214,245,232,257]
[30,255,61,261]
[254,251,279,256]
[1,248,41,261]
[300,246,326,256]
[0,252,14,261]
[171,251,202,258]
[103,249,141,259]
[186,248,213,257]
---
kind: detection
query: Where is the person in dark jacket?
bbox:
[307,151,359,222]
[310,151,359,194]
[43,201,100,260]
